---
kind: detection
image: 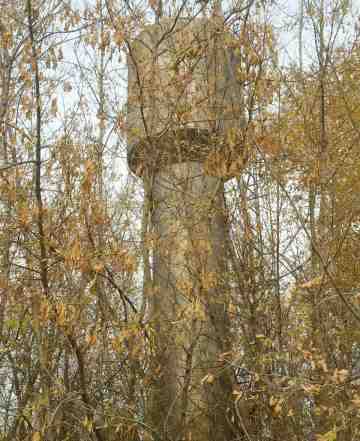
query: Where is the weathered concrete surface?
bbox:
[147,162,233,441]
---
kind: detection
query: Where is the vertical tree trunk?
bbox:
[0,36,11,343]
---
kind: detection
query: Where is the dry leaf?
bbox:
[32,432,41,441]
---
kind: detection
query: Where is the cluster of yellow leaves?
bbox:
[38,299,77,328]
[81,160,96,194]
[298,275,324,290]
[190,298,206,321]
[1,30,12,49]
[111,324,143,359]
[82,416,93,432]
[200,270,218,290]
[17,204,31,228]
[114,29,125,47]
[175,278,193,298]
[302,383,321,395]
[65,238,82,266]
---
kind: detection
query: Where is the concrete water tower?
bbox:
[127,11,244,441]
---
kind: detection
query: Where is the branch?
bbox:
[26,0,49,296]
[0,160,37,172]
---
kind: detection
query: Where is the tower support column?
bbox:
[147,161,234,441]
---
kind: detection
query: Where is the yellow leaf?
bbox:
[317,358,328,372]
[269,396,277,407]
[233,389,243,403]
[273,401,282,416]
[86,334,97,345]
[201,373,215,385]
[316,429,336,441]
[32,432,41,441]
[351,394,360,407]
[1,31,12,49]
[207,374,215,384]
[269,396,284,416]
[123,254,137,273]
[69,240,81,263]
[82,416,93,432]
[114,30,124,47]
[56,303,66,326]
[18,205,30,227]
[302,383,321,395]
[302,350,312,360]
[332,368,348,384]
[39,300,50,322]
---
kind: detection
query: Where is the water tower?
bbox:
[127,12,244,441]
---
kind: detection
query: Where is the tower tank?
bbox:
[127,14,244,176]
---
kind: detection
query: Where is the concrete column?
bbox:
[147,161,233,441]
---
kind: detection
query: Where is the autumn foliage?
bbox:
[0,0,360,441]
